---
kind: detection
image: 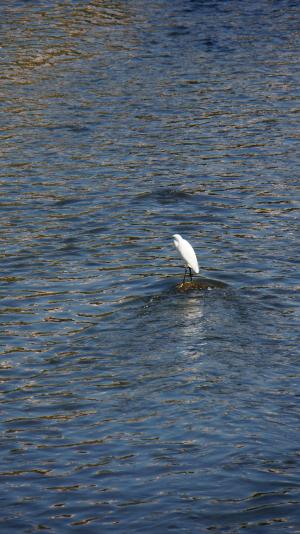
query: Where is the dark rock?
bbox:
[176,277,227,292]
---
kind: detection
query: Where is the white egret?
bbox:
[173,234,199,282]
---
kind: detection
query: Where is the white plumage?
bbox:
[173,234,199,281]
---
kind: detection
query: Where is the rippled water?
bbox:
[1,0,300,532]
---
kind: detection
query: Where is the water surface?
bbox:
[1,0,300,532]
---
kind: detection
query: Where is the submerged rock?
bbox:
[176,277,227,292]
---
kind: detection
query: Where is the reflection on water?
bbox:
[1,0,300,531]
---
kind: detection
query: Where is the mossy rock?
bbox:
[176,277,227,292]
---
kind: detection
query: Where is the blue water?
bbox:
[1,0,300,532]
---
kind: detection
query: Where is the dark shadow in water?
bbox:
[134,187,198,205]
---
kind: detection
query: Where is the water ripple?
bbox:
[1,0,300,531]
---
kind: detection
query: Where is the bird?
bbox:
[173,234,199,283]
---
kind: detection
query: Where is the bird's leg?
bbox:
[182,267,187,284]
[189,267,193,281]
